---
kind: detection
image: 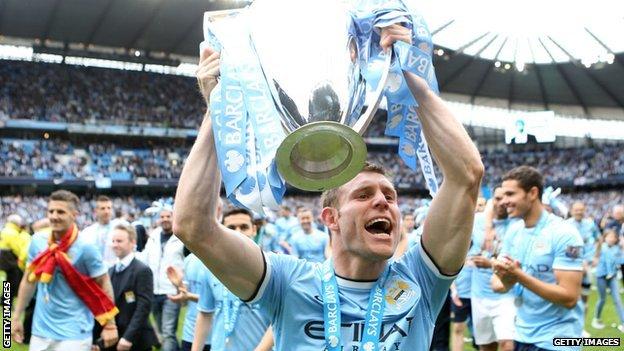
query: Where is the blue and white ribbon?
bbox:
[205,13,286,213]
[320,260,390,351]
[222,287,241,337]
[144,197,174,216]
[351,0,440,196]
[542,186,568,217]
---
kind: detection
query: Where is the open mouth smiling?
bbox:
[364,217,393,236]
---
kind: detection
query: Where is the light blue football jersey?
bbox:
[565,217,600,262]
[181,254,211,344]
[492,217,518,246]
[407,227,422,248]
[257,222,278,252]
[471,215,514,300]
[289,228,329,263]
[501,211,584,351]
[274,216,299,241]
[273,216,300,254]
[197,269,270,351]
[28,231,108,340]
[251,243,455,350]
[595,243,624,278]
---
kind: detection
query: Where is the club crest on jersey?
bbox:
[565,245,582,259]
[533,240,549,254]
[384,279,416,309]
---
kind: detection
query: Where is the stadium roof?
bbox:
[1,0,624,116]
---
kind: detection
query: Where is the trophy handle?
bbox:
[352,48,393,135]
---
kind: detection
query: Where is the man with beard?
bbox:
[138,208,184,351]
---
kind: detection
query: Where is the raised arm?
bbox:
[381,25,483,275]
[173,47,264,300]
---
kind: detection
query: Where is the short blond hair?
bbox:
[114,224,137,242]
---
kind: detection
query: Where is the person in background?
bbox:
[82,195,118,268]
[137,207,185,351]
[0,214,31,302]
[606,205,624,287]
[273,205,298,254]
[450,227,479,351]
[288,208,329,263]
[192,208,271,351]
[476,197,487,213]
[94,224,158,351]
[12,190,118,351]
[167,254,212,351]
[566,201,600,337]
[591,229,624,332]
[253,215,278,253]
[492,166,584,351]
[470,201,516,351]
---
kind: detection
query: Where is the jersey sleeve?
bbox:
[397,242,456,318]
[27,236,44,265]
[197,270,216,313]
[247,252,303,318]
[552,224,584,271]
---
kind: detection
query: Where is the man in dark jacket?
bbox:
[94,224,158,351]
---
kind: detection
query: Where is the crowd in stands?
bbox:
[0,59,433,137]
[0,60,204,128]
[2,137,624,189]
[1,139,186,180]
[481,145,624,185]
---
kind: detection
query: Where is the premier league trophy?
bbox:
[204,0,440,213]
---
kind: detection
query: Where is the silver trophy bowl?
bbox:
[245,0,391,191]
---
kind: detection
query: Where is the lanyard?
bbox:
[222,287,241,337]
[516,211,549,301]
[320,260,390,351]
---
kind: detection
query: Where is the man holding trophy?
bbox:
[174,0,483,349]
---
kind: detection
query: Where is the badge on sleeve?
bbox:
[565,245,582,259]
[125,291,136,303]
